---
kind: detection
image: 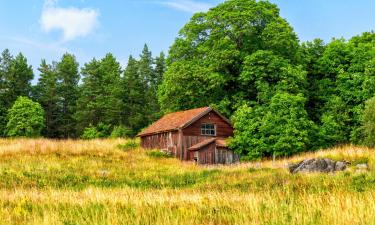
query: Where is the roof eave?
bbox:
[136,128,179,137]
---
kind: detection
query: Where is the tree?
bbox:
[4,53,34,103]
[0,50,33,136]
[139,44,161,123]
[362,96,375,147]
[35,60,60,138]
[159,0,299,114]
[56,53,80,138]
[6,96,44,137]
[240,50,307,104]
[0,49,13,135]
[121,55,148,135]
[230,93,314,159]
[154,52,166,87]
[75,54,123,135]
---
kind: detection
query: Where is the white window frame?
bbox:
[200,123,216,136]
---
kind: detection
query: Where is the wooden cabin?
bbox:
[137,107,239,164]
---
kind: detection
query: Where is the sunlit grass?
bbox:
[0,139,374,224]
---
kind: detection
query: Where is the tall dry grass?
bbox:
[0,139,373,225]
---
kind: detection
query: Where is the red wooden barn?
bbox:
[137,107,239,164]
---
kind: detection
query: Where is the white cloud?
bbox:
[160,0,212,13]
[40,0,99,42]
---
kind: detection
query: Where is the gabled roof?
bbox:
[137,106,231,137]
[188,138,228,151]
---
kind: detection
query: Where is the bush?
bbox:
[147,150,172,158]
[81,126,101,139]
[96,123,112,137]
[117,140,139,151]
[362,96,375,147]
[6,96,45,137]
[111,126,132,138]
[80,123,112,139]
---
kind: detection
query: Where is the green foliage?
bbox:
[81,127,99,140]
[76,54,123,134]
[80,126,101,140]
[147,150,172,159]
[80,123,112,139]
[362,96,375,147]
[230,93,314,159]
[6,96,45,137]
[34,60,60,138]
[160,0,299,114]
[56,53,80,138]
[0,50,34,136]
[117,140,139,151]
[111,126,132,138]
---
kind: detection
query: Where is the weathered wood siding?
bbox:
[140,131,179,155]
[182,136,212,160]
[215,147,240,164]
[140,109,236,164]
[189,145,240,164]
[189,142,216,164]
[183,111,233,137]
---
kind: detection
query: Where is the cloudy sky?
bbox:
[0,0,374,75]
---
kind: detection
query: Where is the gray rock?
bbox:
[288,158,349,174]
[356,163,368,169]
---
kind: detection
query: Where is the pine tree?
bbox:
[99,53,123,126]
[56,53,80,138]
[75,54,123,135]
[5,53,34,103]
[122,55,147,135]
[0,50,13,135]
[75,58,102,133]
[35,60,60,138]
[138,44,161,124]
[154,52,166,89]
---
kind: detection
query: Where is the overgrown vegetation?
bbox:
[159,0,375,159]
[0,0,374,160]
[0,139,373,224]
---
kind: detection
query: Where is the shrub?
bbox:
[6,96,45,137]
[111,126,132,138]
[81,126,101,140]
[147,150,172,158]
[117,140,139,151]
[96,123,112,137]
[80,123,112,139]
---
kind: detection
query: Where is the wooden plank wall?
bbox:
[141,131,179,153]
[181,135,212,160]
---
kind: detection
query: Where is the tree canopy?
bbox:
[6,96,45,137]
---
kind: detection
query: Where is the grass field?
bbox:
[0,139,374,225]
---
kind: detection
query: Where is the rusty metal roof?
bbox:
[137,107,211,137]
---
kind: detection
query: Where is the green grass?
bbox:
[0,139,374,224]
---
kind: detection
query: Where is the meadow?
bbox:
[0,139,374,225]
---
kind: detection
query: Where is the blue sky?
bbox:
[0,0,374,75]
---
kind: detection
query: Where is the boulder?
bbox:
[355,163,369,173]
[288,158,349,174]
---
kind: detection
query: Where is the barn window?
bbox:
[201,123,216,136]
